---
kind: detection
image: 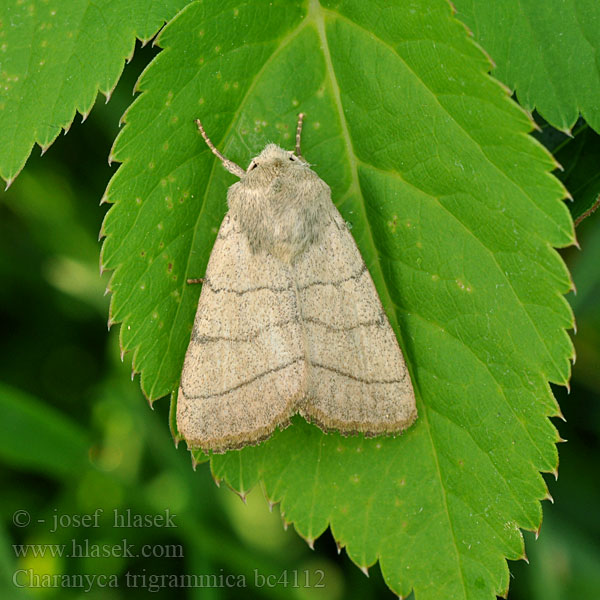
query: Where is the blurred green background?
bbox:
[1,44,599,599]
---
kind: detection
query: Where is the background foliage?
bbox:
[1,1,599,599]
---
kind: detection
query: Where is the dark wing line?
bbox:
[311,362,406,385]
[204,277,294,295]
[181,357,305,399]
[297,263,367,290]
[190,312,387,344]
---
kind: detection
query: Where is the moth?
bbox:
[177,114,416,453]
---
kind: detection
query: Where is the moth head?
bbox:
[245,144,306,175]
[195,114,309,180]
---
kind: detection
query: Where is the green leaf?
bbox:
[532,119,600,226]
[101,0,575,598]
[452,0,600,134]
[0,0,191,186]
[0,383,90,478]
[552,124,600,226]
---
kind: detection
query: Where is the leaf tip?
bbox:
[530,117,542,132]
[4,176,14,191]
[554,406,567,422]
[303,536,315,550]
[335,540,343,555]
[542,490,554,504]
[359,565,369,578]
[211,473,221,487]
[169,422,182,449]
[559,126,574,138]
[190,452,199,471]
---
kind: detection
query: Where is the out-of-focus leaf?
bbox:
[534,119,600,226]
[522,516,600,600]
[554,125,600,225]
[0,383,90,478]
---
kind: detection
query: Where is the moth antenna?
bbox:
[295,112,305,157]
[195,119,245,178]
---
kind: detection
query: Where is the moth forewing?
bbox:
[177,116,416,453]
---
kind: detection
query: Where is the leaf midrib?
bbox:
[318,5,570,384]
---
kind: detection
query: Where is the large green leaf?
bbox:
[101,0,575,598]
[452,0,600,134]
[0,0,191,186]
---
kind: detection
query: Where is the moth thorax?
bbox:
[228,172,331,263]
